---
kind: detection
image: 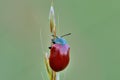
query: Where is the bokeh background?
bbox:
[0,0,120,80]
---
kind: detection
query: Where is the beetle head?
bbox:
[51,33,71,45]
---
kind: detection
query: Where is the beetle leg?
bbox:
[51,39,56,44]
[49,47,51,49]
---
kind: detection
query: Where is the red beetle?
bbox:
[49,36,70,72]
[48,4,71,72]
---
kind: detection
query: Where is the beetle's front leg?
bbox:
[48,38,56,49]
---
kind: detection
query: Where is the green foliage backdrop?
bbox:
[0,0,120,80]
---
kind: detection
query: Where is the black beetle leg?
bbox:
[51,39,55,44]
[48,47,51,49]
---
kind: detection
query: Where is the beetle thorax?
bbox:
[53,37,67,45]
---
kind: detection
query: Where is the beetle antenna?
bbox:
[61,33,71,37]
[51,34,58,38]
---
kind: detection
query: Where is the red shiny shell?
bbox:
[49,44,70,72]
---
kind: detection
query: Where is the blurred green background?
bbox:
[0,0,120,80]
